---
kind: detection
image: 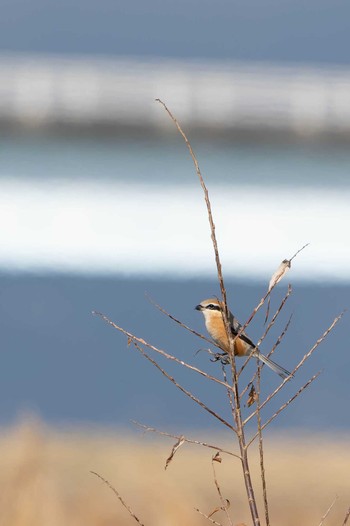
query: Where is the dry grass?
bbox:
[0,419,348,526]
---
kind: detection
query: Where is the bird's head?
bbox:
[195,298,223,320]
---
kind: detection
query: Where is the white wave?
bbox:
[1,179,349,281]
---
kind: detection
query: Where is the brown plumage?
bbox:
[195,298,292,379]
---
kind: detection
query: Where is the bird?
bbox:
[195,298,292,379]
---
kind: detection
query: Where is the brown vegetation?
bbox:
[0,420,348,526]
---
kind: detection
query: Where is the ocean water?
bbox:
[0,274,347,431]
[1,135,349,429]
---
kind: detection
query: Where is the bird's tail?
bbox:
[254,351,292,379]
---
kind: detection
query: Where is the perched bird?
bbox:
[195,298,292,379]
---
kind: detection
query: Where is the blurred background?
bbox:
[1,0,349,429]
[0,1,350,523]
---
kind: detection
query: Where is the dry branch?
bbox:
[195,507,223,526]
[247,371,321,448]
[244,312,344,427]
[92,97,346,526]
[93,311,233,392]
[156,98,261,526]
[91,471,145,526]
[155,98,227,307]
[131,341,235,432]
[240,314,293,401]
[211,453,233,526]
[222,365,235,418]
[145,293,214,348]
[239,285,292,378]
[132,421,241,459]
[264,243,309,324]
[342,506,350,526]
[318,495,338,526]
[165,435,185,470]
[256,367,270,526]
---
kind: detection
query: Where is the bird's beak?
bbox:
[195,304,203,311]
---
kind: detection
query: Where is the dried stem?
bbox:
[211,455,233,526]
[194,508,223,526]
[155,98,227,306]
[244,312,344,427]
[318,495,338,526]
[256,366,270,526]
[342,506,350,526]
[239,285,292,377]
[268,315,293,358]
[259,285,293,346]
[240,314,293,401]
[145,293,215,348]
[291,312,345,372]
[247,371,321,448]
[289,242,310,262]
[156,97,261,526]
[131,341,235,432]
[93,98,345,526]
[132,421,241,459]
[93,311,233,392]
[90,471,145,526]
[264,243,309,323]
[222,365,235,420]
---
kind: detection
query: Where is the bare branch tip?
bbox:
[90,471,145,526]
[289,242,310,262]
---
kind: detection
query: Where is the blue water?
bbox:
[0,274,348,431]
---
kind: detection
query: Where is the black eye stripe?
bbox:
[206,304,221,311]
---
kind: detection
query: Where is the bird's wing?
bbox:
[231,327,256,348]
[229,313,256,348]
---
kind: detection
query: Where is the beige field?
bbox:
[0,419,348,526]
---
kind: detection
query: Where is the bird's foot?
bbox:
[210,352,230,365]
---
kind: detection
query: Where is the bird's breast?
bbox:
[205,317,249,356]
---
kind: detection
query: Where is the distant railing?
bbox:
[1,53,350,136]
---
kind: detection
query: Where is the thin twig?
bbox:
[289,242,310,262]
[194,508,223,526]
[244,312,344,426]
[290,312,345,372]
[234,241,306,348]
[246,371,321,448]
[145,293,215,348]
[342,506,350,526]
[268,314,293,358]
[259,285,293,346]
[132,341,236,432]
[155,98,227,307]
[222,365,235,420]
[90,471,145,526]
[93,311,233,392]
[132,421,241,459]
[256,366,270,526]
[240,314,293,401]
[165,435,185,470]
[239,285,292,377]
[318,495,338,526]
[264,243,309,323]
[157,98,261,526]
[211,454,233,526]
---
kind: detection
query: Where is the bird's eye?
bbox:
[206,303,221,311]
